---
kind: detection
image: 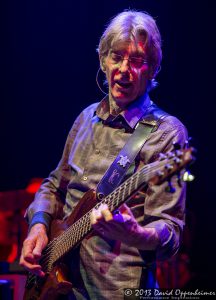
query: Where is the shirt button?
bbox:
[95,149,100,154]
[82,176,88,181]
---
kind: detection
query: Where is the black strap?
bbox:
[96,104,169,199]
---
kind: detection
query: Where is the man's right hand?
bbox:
[19,223,48,277]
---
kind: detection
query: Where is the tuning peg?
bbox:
[156,170,165,177]
[176,149,183,157]
[158,153,167,160]
[184,137,193,149]
[173,142,181,150]
[166,152,175,158]
[173,157,182,164]
[183,170,195,182]
[165,164,173,171]
[165,180,176,193]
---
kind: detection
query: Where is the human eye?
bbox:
[130,56,147,68]
[110,52,122,63]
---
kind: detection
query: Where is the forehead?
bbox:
[111,39,147,54]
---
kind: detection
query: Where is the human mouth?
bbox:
[115,80,132,89]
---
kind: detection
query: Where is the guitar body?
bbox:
[23,148,195,300]
[24,264,72,300]
[23,190,98,300]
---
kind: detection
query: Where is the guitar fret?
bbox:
[31,148,194,284]
[135,171,140,190]
[124,180,131,199]
[51,168,152,265]
[52,218,88,258]
[105,194,112,210]
[44,148,193,268]
[120,184,125,204]
[52,178,141,263]
[115,189,120,204]
[115,183,124,205]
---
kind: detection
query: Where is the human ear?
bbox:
[148,66,156,80]
[149,65,161,79]
[100,56,106,72]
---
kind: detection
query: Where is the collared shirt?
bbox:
[26,94,187,299]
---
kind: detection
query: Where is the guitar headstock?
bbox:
[148,147,196,187]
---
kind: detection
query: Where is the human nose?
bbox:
[119,57,130,73]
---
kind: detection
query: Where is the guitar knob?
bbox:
[158,153,167,160]
[173,142,181,150]
[183,170,195,182]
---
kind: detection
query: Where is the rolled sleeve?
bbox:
[25,113,83,223]
[142,117,188,260]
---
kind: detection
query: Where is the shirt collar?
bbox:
[96,93,152,129]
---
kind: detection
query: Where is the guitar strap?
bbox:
[96,103,169,199]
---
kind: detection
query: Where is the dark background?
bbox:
[1,0,215,289]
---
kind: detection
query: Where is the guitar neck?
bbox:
[44,147,194,270]
[46,161,160,269]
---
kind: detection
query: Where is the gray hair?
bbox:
[97,10,162,90]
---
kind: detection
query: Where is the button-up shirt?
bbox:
[26,93,187,299]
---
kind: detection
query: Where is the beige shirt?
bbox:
[26,94,188,299]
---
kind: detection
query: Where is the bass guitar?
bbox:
[23,147,195,300]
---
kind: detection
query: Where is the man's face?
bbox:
[103,40,153,108]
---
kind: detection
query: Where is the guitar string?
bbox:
[43,156,167,252]
[36,170,143,269]
[41,155,182,267]
[28,173,144,284]
[37,178,143,274]
[41,171,140,255]
[40,157,180,267]
[27,155,185,285]
[28,176,137,284]
[42,170,143,258]
[27,174,145,284]
[37,155,185,271]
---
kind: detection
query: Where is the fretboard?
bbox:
[44,159,163,271]
[42,145,195,272]
[26,147,193,289]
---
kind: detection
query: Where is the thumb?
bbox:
[119,204,134,217]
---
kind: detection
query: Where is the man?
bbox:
[20,10,188,299]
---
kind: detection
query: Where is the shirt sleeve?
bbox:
[141,116,188,260]
[25,112,83,224]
